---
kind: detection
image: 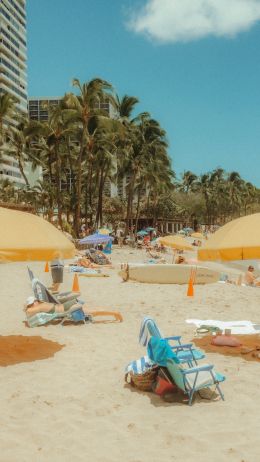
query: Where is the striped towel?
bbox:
[139,317,162,346]
[125,355,155,375]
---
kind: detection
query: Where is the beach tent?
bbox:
[158,235,193,251]
[79,233,113,245]
[0,207,75,262]
[198,213,260,261]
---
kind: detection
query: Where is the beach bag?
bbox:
[211,335,241,347]
[153,368,177,396]
[125,366,159,391]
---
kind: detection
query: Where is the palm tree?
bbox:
[64,77,114,235]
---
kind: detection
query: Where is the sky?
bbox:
[27,0,260,186]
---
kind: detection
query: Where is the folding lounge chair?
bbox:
[139,317,205,365]
[27,266,80,305]
[166,358,225,405]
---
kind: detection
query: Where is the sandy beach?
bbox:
[1,246,260,462]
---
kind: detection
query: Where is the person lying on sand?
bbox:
[24,296,78,317]
[244,266,260,287]
[24,297,123,323]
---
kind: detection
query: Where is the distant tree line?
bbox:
[0,80,259,236]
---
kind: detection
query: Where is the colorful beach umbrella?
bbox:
[0,207,75,262]
[137,230,149,236]
[158,235,193,251]
[79,233,113,245]
[198,213,260,261]
[98,228,111,235]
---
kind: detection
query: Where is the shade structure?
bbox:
[137,230,148,236]
[158,235,193,251]
[191,232,204,239]
[198,213,260,261]
[0,207,75,262]
[98,228,111,235]
[79,233,113,245]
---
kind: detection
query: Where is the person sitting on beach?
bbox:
[244,266,260,287]
[175,255,187,264]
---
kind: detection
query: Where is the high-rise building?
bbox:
[28,96,119,197]
[0,0,28,187]
[28,97,60,122]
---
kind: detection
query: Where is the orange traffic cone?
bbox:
[187,277,194,297]
[72,273,80,292]
[44,262,49,273]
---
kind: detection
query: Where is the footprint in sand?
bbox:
[127,423,136,430]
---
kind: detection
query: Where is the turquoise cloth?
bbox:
[147,337,180,366]
[103,241,112,254]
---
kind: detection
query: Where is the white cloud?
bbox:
[128,0,260,43]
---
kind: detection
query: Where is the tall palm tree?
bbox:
[64,77,113,235]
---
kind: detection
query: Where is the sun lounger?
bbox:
[29,270,80,306]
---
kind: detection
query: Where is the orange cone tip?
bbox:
[72,273,80,292]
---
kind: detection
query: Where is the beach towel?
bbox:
[186,319,260,335]
[139,317,162,346]
[69,266,99,274]
[147,337,180,367]
[125,355,155,375]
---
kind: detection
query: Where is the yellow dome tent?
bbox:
[0,207,75,262]
[198,213,260,261]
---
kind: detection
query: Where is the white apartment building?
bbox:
[0,0,29,187]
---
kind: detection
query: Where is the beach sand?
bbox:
[1,246,260,462]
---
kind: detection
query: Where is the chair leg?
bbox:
[216,383,225,401]
[188,389,195,405]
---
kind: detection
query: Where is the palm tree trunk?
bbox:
[135,186,142,233]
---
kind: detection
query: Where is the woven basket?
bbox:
[125,366,159,391]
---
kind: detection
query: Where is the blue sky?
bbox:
[27,0,260,186]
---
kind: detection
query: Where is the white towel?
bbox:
[186,319,260,335]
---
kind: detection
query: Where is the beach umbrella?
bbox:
[79,232,113,245]
[158,235,193,251]
[98,228,111,235]
[0,207,75,262]
[145,227,155,232]
[198,213,260,261]
[191,232,204,239]
[183,227,193,233]
[137,230,148,236]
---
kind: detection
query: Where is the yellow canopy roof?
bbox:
[159,235,193,251]
[0,207,75,262]
[198,213,260,261]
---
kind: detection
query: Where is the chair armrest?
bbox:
[171,343,193,351]
[164,336,181,343]
[182,364,214,375]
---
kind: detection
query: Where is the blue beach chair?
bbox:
[139,316,205,366]
[166,358,225,405]
[147,336,225,405]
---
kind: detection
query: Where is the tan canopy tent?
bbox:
[159,235,193,251]
[198,213,260,261]
[0,207,75,262]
